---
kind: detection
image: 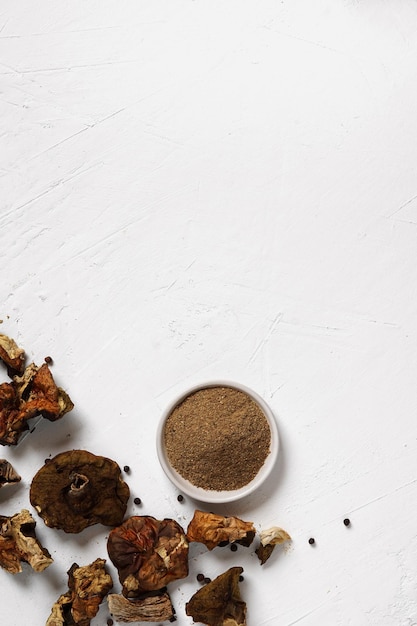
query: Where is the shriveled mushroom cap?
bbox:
[107,515,189,594]
[30,450,130,533]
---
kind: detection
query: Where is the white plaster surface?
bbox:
[1,1,417,624]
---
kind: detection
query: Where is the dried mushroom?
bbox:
[186,566,246,626]
[0,459,21,487]
[0,334,25,375]
[0,508,52,574]
[0,362,73,445]
[46,558,113,626]
[107,591,174,623]
[107,516,189,596]
[30,450,130,533]
[187,510,255,550]
[255,526,291,565]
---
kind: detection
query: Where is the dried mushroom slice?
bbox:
[107,591,174,623]
[255,526,291,565]
[0,459,21,487]
[186,566,246,626]
[30,450,130,533]
[0,334,25,375]
[0,363,73,445]
[46,558,113,626]
[186,510,256,550]
[0,509,52,574]
[107,516,189,595]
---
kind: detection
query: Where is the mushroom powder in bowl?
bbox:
[157,381,279,503]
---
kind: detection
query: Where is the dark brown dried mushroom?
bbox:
[255,526,292,565]
[0,508,53,574]
[107,516,189,596]
[0,334,25,375]
[107,591,174,623]
[186,510,255,550]
[0,459,21,487]
[30,450,130,533]
[186,566,246,626]
[0,362,74,445]
[46,558,113,626]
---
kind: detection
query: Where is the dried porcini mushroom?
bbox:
[186,510,256,550]
[0,334,25,376]
[107,591,174,623]
[186,566,246,626]
[0,459,21,487]
[255,526,291,565]
[0,508,52,574]
[30,450,130,533]
[107,515,189,595]
[0,362,74,445]
[46,558,113,626]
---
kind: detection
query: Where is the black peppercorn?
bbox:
[239,575,244,582]
[230,543,238,552]
[107,619,114,626]
[308,537,315,545]
[44,356,53,364]
[196,573,205,582]
[123,465,130,473]
[218,540,229,547]
[134,497,141,505]
[169,617,177,623]
[177,494,184,502]
[343,518,351,526]
[203,577,211,584]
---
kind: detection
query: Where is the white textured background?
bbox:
[1,1,417,624]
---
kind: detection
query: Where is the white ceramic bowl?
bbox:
[156,380,279,503]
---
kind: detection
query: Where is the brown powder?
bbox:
[163,386,271,491]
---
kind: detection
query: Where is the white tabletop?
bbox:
[1,1,417,624]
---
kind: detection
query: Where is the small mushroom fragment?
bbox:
[0,362,74,445]
[30,450,130,533]
[186,566,246,626]
[186,510,256,550]
[107,516,189,596]
[46,558,113,626]
[255,526,292,565]
[0,459,21,487]
[107,591,174,623]
[0,508,52,574]
[0,334,25,375]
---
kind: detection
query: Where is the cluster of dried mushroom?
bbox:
[103,509,291,625]
[0,334,73,445]
[0,332,292,625]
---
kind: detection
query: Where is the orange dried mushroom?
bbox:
[0,363,73,445]
[186,510,255,550]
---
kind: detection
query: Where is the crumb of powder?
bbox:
[163,386,271,491]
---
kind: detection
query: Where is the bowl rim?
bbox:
[156,380,279,503]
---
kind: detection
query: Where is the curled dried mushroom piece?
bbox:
[0,334,25,376]
[0,508,52,574]
[255,526,292,565]
[187,510,255,550]
[0,459,21,487]
[46,558,113,626]
[0,362,73,445]
[186,566,246,626]
[30,450,130,533]
[107,591,174,623]
[107,516,189,596]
